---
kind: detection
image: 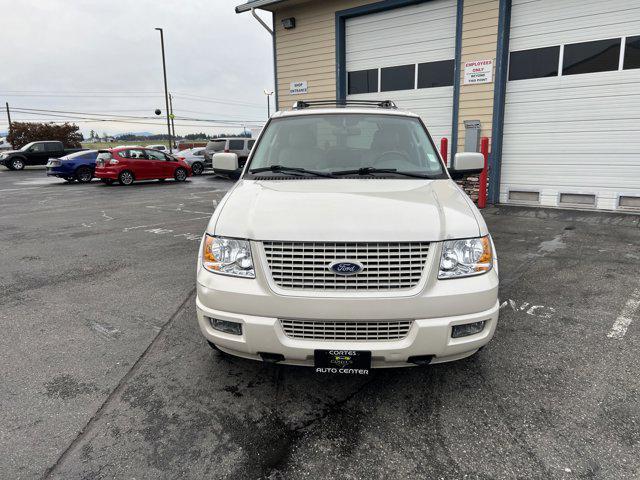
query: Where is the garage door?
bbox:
[501,0,640,211]
[345,0,457,156]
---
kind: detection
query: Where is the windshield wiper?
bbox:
[250,165,336,178]
[331,167,433,179]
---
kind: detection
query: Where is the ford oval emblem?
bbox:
[329,260,364,276]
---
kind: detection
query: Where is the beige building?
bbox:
[236,0,640,211]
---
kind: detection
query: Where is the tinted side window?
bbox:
[247,140,256,149]
[509,46,560,80]
[348,69,378,94]
[228,140,244,150]
[624,35,640,70]
[563,38,620,76]
[31,143,45,152]
[45,142,61,152]
[381,64,415,92]
[418,59,454,88]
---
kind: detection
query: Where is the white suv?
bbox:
[197,100,499,373]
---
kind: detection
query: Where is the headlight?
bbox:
[438,236,493,279]
[202,234,255,278]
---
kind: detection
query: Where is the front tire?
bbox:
[10,158,25,170]
[75,166,93,183]
[118,170,134,186]
[174,167,188,182]
[191,162,204,176]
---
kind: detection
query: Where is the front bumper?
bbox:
[196,298,499,367]
[196,239,499,368]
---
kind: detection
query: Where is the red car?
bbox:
[94,147,191,186]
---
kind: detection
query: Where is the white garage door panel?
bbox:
[347,44,454,72]
[511,0,640,50]
[502,0,640,211]
[346,0,456,155]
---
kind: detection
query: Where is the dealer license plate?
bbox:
[314,350,371,375]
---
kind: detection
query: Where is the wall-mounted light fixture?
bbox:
[281,17,296,29]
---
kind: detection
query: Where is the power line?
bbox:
[11,107,264,124]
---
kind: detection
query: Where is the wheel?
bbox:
[174,167,188,182]
[64,176,75,182]
[10,158,25,170]
[118,170,134,186]
[75,166,93,183]
[190,162,204,176]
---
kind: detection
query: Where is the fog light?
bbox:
[209,317,242,335]
[451,321,486,338]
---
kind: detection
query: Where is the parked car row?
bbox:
[1,138,255,182]
[44,146,195,185]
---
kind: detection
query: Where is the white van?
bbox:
[197,100,499,373]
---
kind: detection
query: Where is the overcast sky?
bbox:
[0,0,274,137]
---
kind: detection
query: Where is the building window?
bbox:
[381,64,415,92]
[508,46,560,81]
[348,69,378,94]
[417,60,454,88]
[624,35,640,70]
[562,38,620,76]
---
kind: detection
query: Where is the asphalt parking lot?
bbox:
[1,168,638,480]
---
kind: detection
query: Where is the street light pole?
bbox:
[155,27,173,153]
[263,89,274,119]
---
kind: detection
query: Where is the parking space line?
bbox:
[607,287,640,339]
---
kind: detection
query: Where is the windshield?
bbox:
[206,140,226,152]
[247,114,445,177]
[20,142,36,151]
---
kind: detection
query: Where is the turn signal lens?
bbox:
[202,234,255,278]
[438,236,493,279]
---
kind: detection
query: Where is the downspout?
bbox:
[251,8,278,111]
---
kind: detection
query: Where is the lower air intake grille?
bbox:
[262,241,430,290]
[280,319,412,341]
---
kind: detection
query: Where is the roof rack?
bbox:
[291,99,397,110]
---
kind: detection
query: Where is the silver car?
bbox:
[177,147,207,176]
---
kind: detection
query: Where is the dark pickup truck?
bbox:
[0,141,85,170]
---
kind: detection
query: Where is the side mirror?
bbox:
[212,152,239,172]
[449,152,484,179]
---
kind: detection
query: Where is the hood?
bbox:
[211,179,484,242]
[0,150,20,156]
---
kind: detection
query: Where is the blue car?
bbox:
[46,150,99,183]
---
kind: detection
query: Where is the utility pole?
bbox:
[6,102,11,129]
[169,93,176,147]
[155,27,173,153]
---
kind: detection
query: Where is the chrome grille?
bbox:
[262,241,430,290]
[280,319,412,341]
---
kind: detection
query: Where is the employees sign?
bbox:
[463,59,493,84]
